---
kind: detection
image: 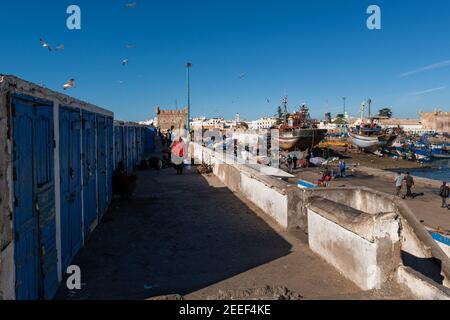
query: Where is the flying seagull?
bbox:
[40,38,53,51]
[63,79,76,90]
[239,73,246,80]
[122,58,129,66]
[126,2,137,8]
[125,44,136,49]
[40,38,64,52]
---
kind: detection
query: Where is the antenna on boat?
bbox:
[360,101,366,121]
[283,95,288,125]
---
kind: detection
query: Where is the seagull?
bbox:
[40,38,64,52]
[125,44,136,49]
[126,2,137,8]
[40,38,53,51]
[239,73,245,80]
[117,80,125,84]
[266,98,270,103]
[63,79,76,90]
[122,58,129,66]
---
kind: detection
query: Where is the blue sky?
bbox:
[1,0,450,121]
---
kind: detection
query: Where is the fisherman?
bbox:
[439,181,450,208]
[403,172,415,199]
[339,160,347,178]
[394,172,404,197]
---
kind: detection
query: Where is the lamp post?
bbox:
[186,62,192,133]
[343,97,347,115]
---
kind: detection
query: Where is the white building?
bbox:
[378,118,435,135]
[248,117,278,130]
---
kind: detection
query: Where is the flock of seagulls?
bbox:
[37,2,269,108]
[38,2,139,91]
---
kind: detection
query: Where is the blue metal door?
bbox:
[114,126,124,170]
[107,118,114,204]
[82,112,97,237]
[125,127,132,174]
[34,106,58,300]
[13,96,57,300]
[13,101,39,300]
[97,115,107,219]
[59,108,83,270]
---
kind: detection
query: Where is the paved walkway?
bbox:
[55,165,390,300]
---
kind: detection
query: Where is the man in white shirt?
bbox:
[394,172,404,197]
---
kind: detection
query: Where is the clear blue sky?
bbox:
[1,0,450,121]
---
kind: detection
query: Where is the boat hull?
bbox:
[349,132,396,152]
[277,129,327,151]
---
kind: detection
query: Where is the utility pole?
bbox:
[367,98,372,118]
[186,62,192,133]
[342,97,347,115]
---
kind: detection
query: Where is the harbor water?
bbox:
[407,159,450,182]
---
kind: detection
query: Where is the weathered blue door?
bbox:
[107,118,114,204]
[60,108,83,270]
[97,115,107,219]
[114,126,124,170]
[13,95,58,300]
[82,112,97,237]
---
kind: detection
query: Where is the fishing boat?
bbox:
[276,98,327,151]
[348,118,398,152]
[431,144,450,159]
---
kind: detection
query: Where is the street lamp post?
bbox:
[343,97,347,115]
[186,62,192,133]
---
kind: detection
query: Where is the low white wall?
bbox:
[192,143,289,228]
[308,209,384,290]
[240,173,288,228]
[397,266,450,300]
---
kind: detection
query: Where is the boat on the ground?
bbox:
[348,117,398,152]
[276,99,327,151]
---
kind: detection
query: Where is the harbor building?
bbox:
[421,111,450,133]
[156,107,188,132]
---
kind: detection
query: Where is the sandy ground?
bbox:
[290,166,450,233]
[55,167,411,300]
[322,146,430,170]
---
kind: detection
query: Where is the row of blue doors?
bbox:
[12,96,114,300]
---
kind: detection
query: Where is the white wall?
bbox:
[308,209,384,290]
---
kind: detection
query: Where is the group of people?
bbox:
[394,171,450,208]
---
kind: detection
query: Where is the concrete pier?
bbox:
[55,167,411,300]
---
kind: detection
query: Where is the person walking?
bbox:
[170,137,187,175]
[339,160,347,178]
[394,172,404,197]
[403,172,415,199]
[439,181,450,208]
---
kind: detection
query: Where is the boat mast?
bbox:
[283,95,288,125]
